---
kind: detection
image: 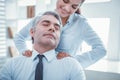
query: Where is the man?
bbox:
[0,11,86,80]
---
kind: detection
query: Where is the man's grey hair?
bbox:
[32,11,62,29]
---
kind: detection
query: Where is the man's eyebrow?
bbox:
[41,20,50,23]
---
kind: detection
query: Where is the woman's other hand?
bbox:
[57,52,71,59]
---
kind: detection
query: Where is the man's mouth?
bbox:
[44,34,55,40]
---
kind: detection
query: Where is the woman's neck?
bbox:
[55,9,69,26]
[61,17,69,26]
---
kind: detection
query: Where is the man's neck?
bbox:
[33,44,54,55]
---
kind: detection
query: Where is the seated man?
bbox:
[0,11,86,80]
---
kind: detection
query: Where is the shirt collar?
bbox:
[32,49,56,62]
[67,13,75,24]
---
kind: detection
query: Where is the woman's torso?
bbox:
[56,13,87,55]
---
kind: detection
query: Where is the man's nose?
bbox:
[48,25,55,32]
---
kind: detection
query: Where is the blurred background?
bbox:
[0,0,120,80]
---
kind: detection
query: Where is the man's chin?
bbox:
[48,39,56,45]
[44,39,56,46]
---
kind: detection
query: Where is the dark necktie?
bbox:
[35,55,44,80]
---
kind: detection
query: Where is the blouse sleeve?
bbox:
[14,18,35,54]
[74,19,106,68]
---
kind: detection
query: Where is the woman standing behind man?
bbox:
[14,0,106,68]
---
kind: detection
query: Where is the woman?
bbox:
[14,0,106,68]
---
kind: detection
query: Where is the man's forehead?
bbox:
[37,15,61,27]
[40,15,58,22]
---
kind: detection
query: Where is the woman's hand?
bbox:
[22,50,32,57]
[57,52,71,59]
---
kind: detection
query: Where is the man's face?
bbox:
[31,15,61,49]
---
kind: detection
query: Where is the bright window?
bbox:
[18,0,36,6]
[85,0,111,3]
[0,0,6,57]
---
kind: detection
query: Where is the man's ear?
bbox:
[30,28,34,37]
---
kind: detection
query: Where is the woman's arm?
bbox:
[74,20,106,68]
[14,18,34,55]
